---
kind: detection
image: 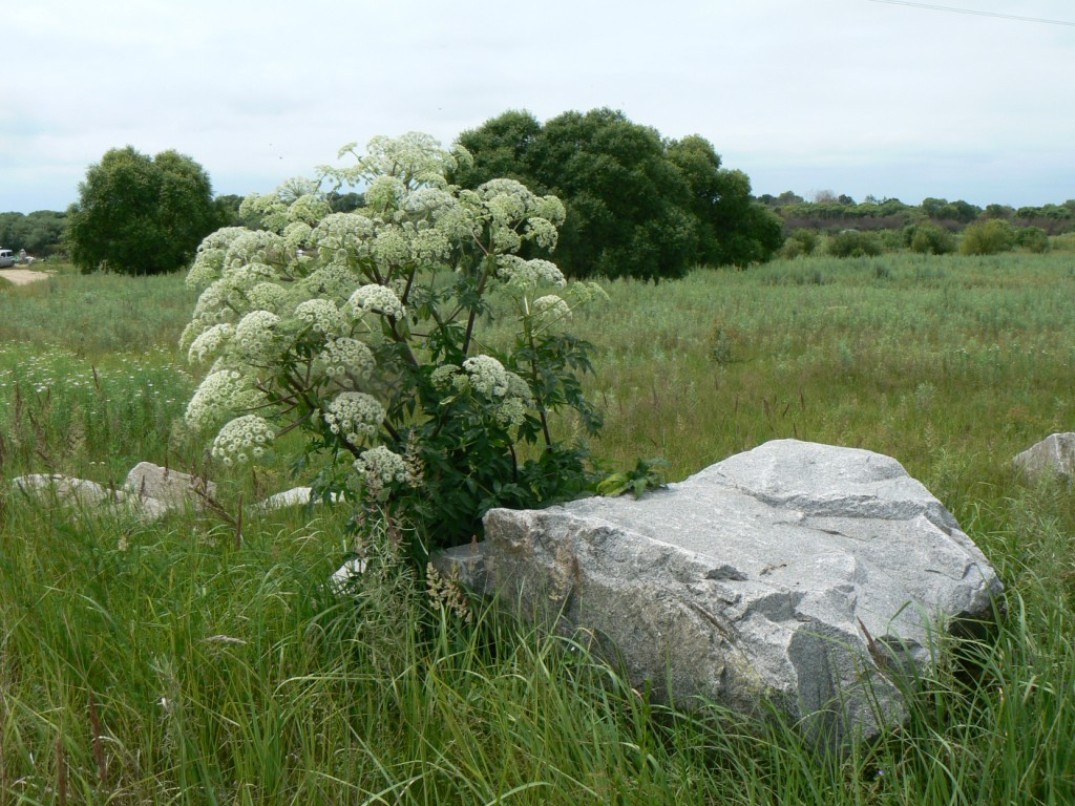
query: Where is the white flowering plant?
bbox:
[181,133,604,555]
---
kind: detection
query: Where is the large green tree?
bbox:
[454,108,780,280]
[665,135,783,267]
[66,146,219,275]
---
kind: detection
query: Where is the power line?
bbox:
[864,0,1075,27]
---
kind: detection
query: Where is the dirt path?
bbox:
[0,269,52,286]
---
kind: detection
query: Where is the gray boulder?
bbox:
[1013,433,1075,481]
[13,473,171,521]
[124,462,216,508]
[13,463,215,522]
[475,439,1003,746]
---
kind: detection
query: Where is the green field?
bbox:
[0,253,1072,803]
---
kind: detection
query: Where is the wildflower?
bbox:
[430,364,460,390]
[234,310,281,363]
[211,415,275,465]
[532,294,572,327]
[347,284,405,319]
[185,369,262,431]
[287,193,331,225]
[354,445,408,497]
[372,227,410,264]
[365,175,405,211]
[463,355,510,397]
[246,281,290,314]
[312,212,375,258]
[496,255,566,290]
[324,392,385,444]
[187,226,249,288]
[187,323,234,365]
[315,337,375,380]
[282,221,313,252]
[295,298,345,336]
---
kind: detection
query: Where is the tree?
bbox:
[0,210,67,256]
[455,109,777,280]
[667,136,784,267]
[66,146,219,275]
[523,108,697,281]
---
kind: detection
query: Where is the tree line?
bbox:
[5,107,1072,277]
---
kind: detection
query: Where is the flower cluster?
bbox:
[188,323,234,365]
[211,414,275,466]
[462,355,510,397]
[348,284,405,319]
[295,298,345,336]
[324,392,385,444]
[532,294,572,328]
[497,256,566,291]
[180,133,601,552]
[185,369,263,432]
[353,445,408,499]
[234,310,282,363]
[316,337,375,380]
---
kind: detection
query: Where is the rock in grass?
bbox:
[124,462,216,508]
[12,472,171,521]
[1012,433,1075,482]
[475,439,1003,747]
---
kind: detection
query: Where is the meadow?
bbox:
[0,251,1072,803]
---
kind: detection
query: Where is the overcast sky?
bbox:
[3,0,1073,214]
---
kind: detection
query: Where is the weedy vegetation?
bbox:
[0,243,1072,801]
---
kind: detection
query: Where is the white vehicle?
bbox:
[0,249,15,268]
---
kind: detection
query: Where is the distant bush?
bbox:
[909,224,956,255]
[959,219,1015,256]
[780,228,819,259]
[1015,226,1050,254]
[826,230,882,258]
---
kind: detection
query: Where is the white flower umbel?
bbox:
[463,355,510,397]
[347,284,405,319]
[185,369,263,432]
[316,337,375,380]
[372,228,410,265]
[430,364,461,390]
[311,213,375,261]
[295,298,345,336]
[324,392,385,444]
[246,282,291,314]
[532,294,572,328]
[187,227,249,288]
[212,415,275,466]
[188,323,234,365]
[353,445,408,497]
[234,310,282,363]
[496,256,566,291]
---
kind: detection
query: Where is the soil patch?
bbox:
[0,269,52,286]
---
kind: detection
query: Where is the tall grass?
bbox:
[0,255,1072,802]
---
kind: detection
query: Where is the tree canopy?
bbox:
[66,146,220,275]
[452,109,782,280]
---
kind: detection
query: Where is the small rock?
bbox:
[1013,433,1075,482]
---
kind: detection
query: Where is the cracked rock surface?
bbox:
[477,439,1003,746]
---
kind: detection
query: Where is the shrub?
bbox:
[780,228,818,259]
[826,229,882,258]
[909,224,956,255]
[1015,226,1050,254]
[180,134,605,557]
[959,219,1015,256]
